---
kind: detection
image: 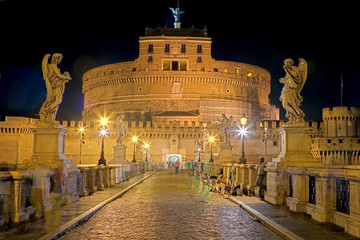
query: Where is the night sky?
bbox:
[0,1,359,122]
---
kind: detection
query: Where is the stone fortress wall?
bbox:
[0,116,322,167]
[2,107,360,168]
[312,107,360,165]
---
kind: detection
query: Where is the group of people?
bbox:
[168,160,180,174]
[208,157,267,199]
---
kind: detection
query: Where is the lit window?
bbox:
[224,69,229,73]
[163,61,170,70]
[180,61,187,71]
[247,72,253,77]
[236,69,240,75]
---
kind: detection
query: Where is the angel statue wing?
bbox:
[296,58,308,103]
[42,54,51,99]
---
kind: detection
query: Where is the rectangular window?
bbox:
[163,61,170,70]
[197,57,202,63]
[308,176,316,204]
[148,44,153,53]
[148,56,153,63]
[181,44,186,53]
[180,61,187,71]
[197,45,203,53]
[336,179,350,214]
[165,44,170,53]
[172,61,179,71]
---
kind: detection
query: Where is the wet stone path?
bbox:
[61,171,282,240]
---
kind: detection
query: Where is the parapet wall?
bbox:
[322,107,360,137]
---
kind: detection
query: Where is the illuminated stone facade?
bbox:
[82,28,278,124]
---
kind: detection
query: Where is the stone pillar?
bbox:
[96,166,104,191]
[286,169,308,212]
[240,165,249,189]
[32,127,68,168]
[79,167,89,197]
[87,166,98,194]
[265,123,323,205]
[348,180,360,237]
[307,176,336,223]
[246,164,257,193]
[110,143,127,164]
[65,163,80,204]
[9,171,35,222]
[219,143,232,163]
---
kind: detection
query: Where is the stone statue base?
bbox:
[110,143,128,164]
[264,123,323,205]
[32,126,68,168]
[219,143,232,163]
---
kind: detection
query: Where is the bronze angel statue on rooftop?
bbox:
[37,53,71,127]
[279,58,307,124]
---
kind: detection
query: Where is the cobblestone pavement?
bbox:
[61,171,282,240]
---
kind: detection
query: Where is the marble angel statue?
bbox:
[217,114,233,145]
[279,58,307,124]
[38,53,71,127]
[115,115,127,144]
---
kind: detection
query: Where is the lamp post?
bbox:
[98,117,108,165]
[208,135,215,163]
[143,142,150,162]
[239,115,247,164]
[132,136,138,163]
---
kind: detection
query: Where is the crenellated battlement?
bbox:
[322,106,360,120]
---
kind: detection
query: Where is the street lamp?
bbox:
[239,115,247,164]
[208,135,215,163]
[143,142,150,162]
[98,117,108,165]
[132,136,138,163]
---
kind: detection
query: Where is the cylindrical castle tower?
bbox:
[322,106,360,137]
[82,28,278,123]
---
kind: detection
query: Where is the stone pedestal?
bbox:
[219,143,232,163]
[32,127,68,168]
[32,126,79,204]
[110,143,127,164]
[265,123,323,205]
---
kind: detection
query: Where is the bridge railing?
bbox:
[194,162,258,194]
[0,162,152,228]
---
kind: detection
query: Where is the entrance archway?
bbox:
[166,154,182,169]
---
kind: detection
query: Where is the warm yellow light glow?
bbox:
[100,117,109,127]
[99,128,108,136]
[208,135,215,143]
[143,142,150,149]
[79,127,85,133]
[247,72,253,77]
[240,115,247,125]
[132,136,138,143]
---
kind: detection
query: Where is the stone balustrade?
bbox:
[0,162,152,228]
[195,162,258,194]
[285,166,360,238]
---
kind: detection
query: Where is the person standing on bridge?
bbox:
[175,160,179,174]
[255,157,266,198]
